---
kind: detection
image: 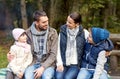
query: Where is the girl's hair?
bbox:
[69,12,82,24]
[20,32,26,36]
[33,10,47,22]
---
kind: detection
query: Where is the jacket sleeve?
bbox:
[8,45,20,75]
[93,50,107,79]
[41,29,58,69]
[56,34,63,66]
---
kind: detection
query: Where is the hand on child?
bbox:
[7,51,15,62]
[56,65,64,72]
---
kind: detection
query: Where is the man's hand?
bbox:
[34,66,45,79]
[7,52,14,62]
[56,65,64,72]
[17,71,23,79]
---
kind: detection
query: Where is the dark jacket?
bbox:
[81,39,114,71]
[60,24,85,67]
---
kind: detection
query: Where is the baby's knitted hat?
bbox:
[12,28,25,40]
[91,27,109,44]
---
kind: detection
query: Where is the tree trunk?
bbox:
[49,0,56,27]
[37,0,43,10]
[20,0,28,29]
[103,8,108,28]
[0,0,13,30]
[71,0,83,12]
[49,0,68,29]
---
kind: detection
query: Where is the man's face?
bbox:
[35,16,49,31]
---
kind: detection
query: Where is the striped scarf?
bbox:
[30,22,48,62]
[66,26,79,65]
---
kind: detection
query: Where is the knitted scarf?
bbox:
[30,22,48,57]
[66,26,79,65]
[15,41,30,53]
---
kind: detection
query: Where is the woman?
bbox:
[55,12,89,79]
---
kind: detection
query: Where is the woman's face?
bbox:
[66,16,78,29]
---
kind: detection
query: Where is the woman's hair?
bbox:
[33,10,47,22]
[69,12,82,24]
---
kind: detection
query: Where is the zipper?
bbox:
[86,45,92,69]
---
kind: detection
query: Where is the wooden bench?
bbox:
[110,50,120,70]
[109,34,120,70]
[110,34,120,43]
[0,68,6,79]
[110,50,120,55]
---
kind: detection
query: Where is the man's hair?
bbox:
[33,10,47,21]
[69,12,82,24]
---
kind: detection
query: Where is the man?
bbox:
[8,10,58,79]
[25,10,58,79]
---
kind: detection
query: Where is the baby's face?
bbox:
[87,32,94,44]
[18,33,27,43]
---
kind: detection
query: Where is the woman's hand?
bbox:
[56,65,64,72]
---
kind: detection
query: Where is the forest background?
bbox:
[0,0,120,32]
[0,0,120,75]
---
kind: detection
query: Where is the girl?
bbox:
[6,28,33,79]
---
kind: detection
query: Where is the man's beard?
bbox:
[38,25,47,31]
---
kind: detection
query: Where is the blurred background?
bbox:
[0,0,120,32]
[0,0,120,77]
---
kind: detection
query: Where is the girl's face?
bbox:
[66,16,79,29]
[88,32,94,44]
[18,33,27,43]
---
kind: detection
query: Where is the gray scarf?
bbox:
[66,26,79,65]
[30,22,48,55]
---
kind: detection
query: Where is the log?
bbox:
[110,50,120,70]
[110,34,120,43]
[109,34,120,71]
[110,50,120,56]
[110,56,118,70]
